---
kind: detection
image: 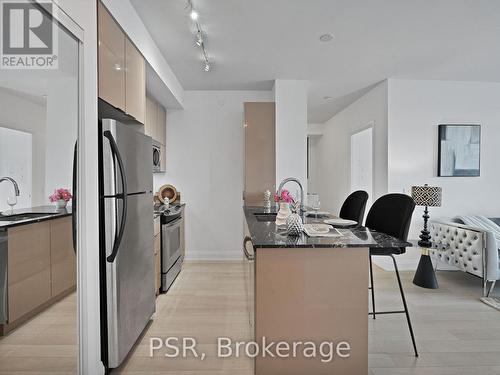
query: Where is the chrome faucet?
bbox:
[277,177,305,214]
[0,177,20,196]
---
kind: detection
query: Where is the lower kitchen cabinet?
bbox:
[7,222,51,323]
[50,217,76,297]
[2,216,76,333]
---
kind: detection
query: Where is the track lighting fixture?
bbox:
[186,0,213,72]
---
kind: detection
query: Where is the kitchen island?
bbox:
[243,206,411,375]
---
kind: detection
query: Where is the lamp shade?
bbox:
[411,185,442,207]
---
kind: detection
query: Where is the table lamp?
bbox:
[411,184,442,248]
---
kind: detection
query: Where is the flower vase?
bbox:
[275,202,291,226]
[55,199,67,209]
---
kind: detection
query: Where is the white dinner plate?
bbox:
[323,218,358,227]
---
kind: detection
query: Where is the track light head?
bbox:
[195,31,203,46]
[190,10,199,20]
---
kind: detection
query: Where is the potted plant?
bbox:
[49,188,72,209]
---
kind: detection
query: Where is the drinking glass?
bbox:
[308,194,321,218]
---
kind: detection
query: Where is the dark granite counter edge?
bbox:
[0,206,72,230]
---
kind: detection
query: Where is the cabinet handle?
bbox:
[243,236,254,261]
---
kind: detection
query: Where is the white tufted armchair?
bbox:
[429,220,499,296]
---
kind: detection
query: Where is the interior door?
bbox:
[351,126,373,209]
[244,102,276,205]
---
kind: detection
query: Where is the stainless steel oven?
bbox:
[161,211,183,292]
[152,141,161,173]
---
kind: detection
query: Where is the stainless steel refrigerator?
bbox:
[99,119,155,369]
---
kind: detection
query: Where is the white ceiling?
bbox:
[131,0,500,123]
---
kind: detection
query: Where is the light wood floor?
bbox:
[0,292,76,374]
[1,261,500,374]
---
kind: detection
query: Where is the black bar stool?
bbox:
[339,190,369,225]
[365,193,418,357]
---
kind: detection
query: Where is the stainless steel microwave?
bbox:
[152,141,161,173]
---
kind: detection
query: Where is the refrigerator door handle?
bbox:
[104,130,128,263]
[72,141,77,253]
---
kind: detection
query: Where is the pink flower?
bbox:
[274,189,295,204]
[49,188,72,202]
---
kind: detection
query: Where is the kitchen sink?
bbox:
[254,212,277,222]
[0,212,58,222]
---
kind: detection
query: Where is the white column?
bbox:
[274,79,308,195]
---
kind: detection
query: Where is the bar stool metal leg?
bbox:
[390,254,418,357]
[369,254,376,319]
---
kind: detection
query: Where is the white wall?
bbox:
[154,90,273,260]
[315,81,388,215]
[45,78,78,202]
[0,88,46,207]
[0,127,32,211]
[388,79,500,238]
[274,80,308,195]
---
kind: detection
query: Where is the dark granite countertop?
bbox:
[244,206,412,249]
[0,205,72,229]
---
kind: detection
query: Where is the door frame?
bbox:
[34,2,92,374]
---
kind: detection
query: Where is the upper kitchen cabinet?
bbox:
[145,95,166,145]
[145,96,157,139]
[98,2,125,111]
[98,2,146,123]
[125,39,146,123]
[157,105,166,145]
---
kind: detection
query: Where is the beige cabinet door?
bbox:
[157,104,166,145]
[50,217,76,297]
[125,38,146,123]
[244,102,276,205]
[98,2,126,111]
[145,96,157,139]
[7,222,51,322]
[160,144,166,172]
